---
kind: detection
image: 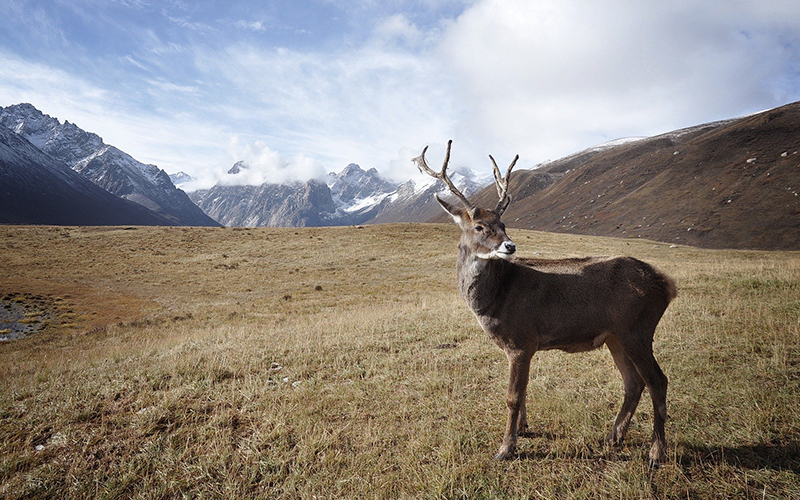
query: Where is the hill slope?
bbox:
[462,102,800,250]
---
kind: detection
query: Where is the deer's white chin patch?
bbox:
[495,251,515,260]
[475,250,513,260]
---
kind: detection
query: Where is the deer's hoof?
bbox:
[649,441,667,468]
[494,449,515,461]
[605,431,623,447]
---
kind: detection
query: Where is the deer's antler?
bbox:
[489,153,519,215]
[413,140,474,210]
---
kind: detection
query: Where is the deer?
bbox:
[415,140,677,467]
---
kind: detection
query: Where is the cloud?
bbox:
[373,14,424,47]
[3,0,800,190]
[190,33,460,180]
[171,137,332,192]
[163,13,217,34]
[146,78,201,95]
[234,20,268,32]
[0,52,110,122]
[437,0,800,163]
[189,0,800,180]
[219,138,327,186]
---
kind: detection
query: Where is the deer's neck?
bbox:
[457,244,514,316]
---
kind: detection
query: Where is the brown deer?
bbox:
[415,140,677,467]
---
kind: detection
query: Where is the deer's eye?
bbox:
[474,225,484,232]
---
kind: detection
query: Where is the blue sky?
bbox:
[2,0,799,189]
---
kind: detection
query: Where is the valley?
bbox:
[1,225,798,498]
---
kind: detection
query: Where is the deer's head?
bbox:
[414,140,519,260]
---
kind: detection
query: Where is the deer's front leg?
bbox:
[517,399,529,436]
[495,350,532,460]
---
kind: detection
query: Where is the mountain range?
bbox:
[183,160,489,228]
[1,101,798,249]
[0,104,218,226]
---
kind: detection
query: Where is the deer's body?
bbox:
[460,252,675,354]
[416,142,676,467]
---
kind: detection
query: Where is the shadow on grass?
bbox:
[484,428,799,473]
[679,442,800,473]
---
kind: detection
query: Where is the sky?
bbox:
[1,0,799,190]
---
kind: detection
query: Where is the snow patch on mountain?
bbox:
[169,171,194,189]
[343,192,392,213]
[326,163,399,214]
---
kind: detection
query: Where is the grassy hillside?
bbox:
[455,101,800,251]
[1,225,798,499]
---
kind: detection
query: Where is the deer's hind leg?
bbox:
[605,335,645,446]
[622,334,669,467]
[495,349,533,460]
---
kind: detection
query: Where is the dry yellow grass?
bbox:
[0,224,798,499]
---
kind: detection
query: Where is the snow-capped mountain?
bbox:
[0,103,218,226]
[187,161,382,227]
[367,167,492,224]
[328,163,398,207]
[168,171,194,190]
[0,123,175,226]
[185,159,494,228]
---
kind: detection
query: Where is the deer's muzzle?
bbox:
[497,240,516,258]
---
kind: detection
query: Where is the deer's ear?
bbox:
[435,194,469,226]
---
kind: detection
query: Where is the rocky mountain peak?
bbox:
[0,103,218,226]
[228,161,248,175]
[328,163,398,205]
[0,122,176,226]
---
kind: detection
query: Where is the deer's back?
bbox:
[489,255,676,351]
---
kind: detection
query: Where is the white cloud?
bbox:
[3,0,800,190]
[188,0,800,180]
[0,53,109,114]
[190,35,460,181]
[146,78,201,95]
[234,20,268,32]
[164,14,216,34]
[373,14,424,47]
[437,0,800,164]
[219,138,327,186]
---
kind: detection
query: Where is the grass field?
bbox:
[1,224,798,499]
